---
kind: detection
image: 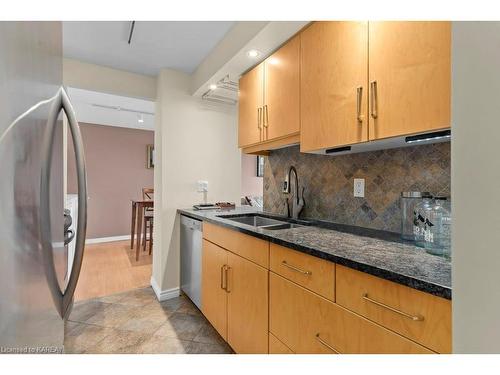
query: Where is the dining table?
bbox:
[130,199,154,261]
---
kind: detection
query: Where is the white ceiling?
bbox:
[67,87,155,131]
[63,21,235,76]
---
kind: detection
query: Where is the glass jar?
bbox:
[414,194,434,248]
[400,192,430,241]
[425,197,452,258]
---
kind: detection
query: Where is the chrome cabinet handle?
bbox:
[356,86,364,124]
[370,81,378,119]
[263,105,269,128]
[220,265,226,290]
[315,333,339,353]
[257,107,262,141]
[362,293,424,321]
[281,260,312,275]
[40,87,87,319]
[225,266,231,293]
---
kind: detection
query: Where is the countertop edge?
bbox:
[178,209,452,300]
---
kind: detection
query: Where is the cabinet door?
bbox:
[201,240,227,340]
[270,273,432,354]
[238,63,264,147]
[368,21,451,140]
[300,21,368,152]
[227,252,269,353]
[265,35,300,141]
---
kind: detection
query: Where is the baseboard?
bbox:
[85,235,131,244]
[150,276,180,302]
[86,234,153,245]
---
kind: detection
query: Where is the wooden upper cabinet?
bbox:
[368,21,451,140]
[265,35,300,141]
[300,21,369,152]
[201,240,228,340]
[238,63,264,148]
[226,252,269,353]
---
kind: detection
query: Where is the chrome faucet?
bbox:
[283,166,305,219]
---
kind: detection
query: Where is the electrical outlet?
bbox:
[197,180,208,193]
[354,178,365,197]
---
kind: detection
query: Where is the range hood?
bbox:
[307,129,451,156]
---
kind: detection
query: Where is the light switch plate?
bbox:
[197,180,208,193]
[354,178,365,197]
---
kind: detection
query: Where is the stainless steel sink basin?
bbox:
[217,214,304,230]
[221,215,285,227]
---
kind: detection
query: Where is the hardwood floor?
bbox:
[74,240,152,302]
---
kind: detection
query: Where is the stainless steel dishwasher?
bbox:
[180,215,202,309]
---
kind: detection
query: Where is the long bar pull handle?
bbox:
[356,86,364,123]
[370,81,378,119]
[263,105,269,128]
[315,333,340,353]
[281,260,312,276]
[220,265,226,290]
[225,266,231,293]
[362,293,424,321]
[257,107,262,139]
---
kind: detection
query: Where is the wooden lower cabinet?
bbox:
[269,333,294,354]
[201,240,228,340]
[269,273,432,354]
[201,237,269,353]
[226,251,269,354]
[336,265,451,353]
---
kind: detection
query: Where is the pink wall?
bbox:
[67,123,154,239]
[241,153,263,197]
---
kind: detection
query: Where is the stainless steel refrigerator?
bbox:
[0,22,87,353]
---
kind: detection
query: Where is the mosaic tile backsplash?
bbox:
[263,143,450,233]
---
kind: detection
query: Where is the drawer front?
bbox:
[270,273,432,354]
[269,333,294,354]
[270,243,335,301]
[203,222,269,268]
[336,265,451,353]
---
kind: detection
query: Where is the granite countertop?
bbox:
[178,207,451,300]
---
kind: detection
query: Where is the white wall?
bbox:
[63,58,157,100]
[241,153,263,197]
[452,22,500,353]
[153,68,241,295]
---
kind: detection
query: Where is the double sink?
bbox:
[217,213,307,231]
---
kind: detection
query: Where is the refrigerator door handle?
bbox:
[40,87,87,319]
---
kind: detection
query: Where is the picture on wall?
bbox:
[147,144,154,169]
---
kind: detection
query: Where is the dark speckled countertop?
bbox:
[178,207,451,300]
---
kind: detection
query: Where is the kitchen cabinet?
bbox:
[300,21,369,152]
[269,243,335,301]
[264,35,300,142]
[202,225,269,353]
[336,265,452,353]
[368,21,451,140]
[226,251,269,353]
[200,221,450,354]
[201,239,228,340]
[269,273,432,354]
[238,64,264,148]
[300,21,451,152]
[238,35,300,153]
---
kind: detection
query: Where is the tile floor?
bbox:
[64,287,233,354]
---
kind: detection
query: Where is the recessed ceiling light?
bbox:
[209,84,217,90]
[247,49,260,58]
